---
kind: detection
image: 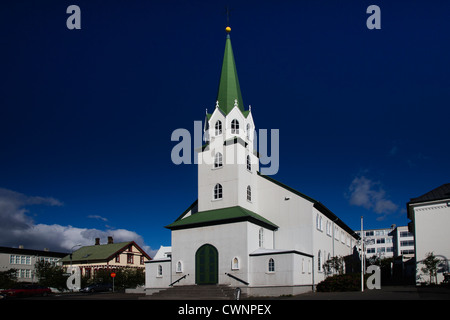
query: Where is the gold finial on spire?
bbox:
[225,26,231,33]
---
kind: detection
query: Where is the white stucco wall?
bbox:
[169,221,274,286]
[255,175,314,254]
[145,259,171,291]
[412,202,450,284]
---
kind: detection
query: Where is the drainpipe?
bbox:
[312,256,315,292]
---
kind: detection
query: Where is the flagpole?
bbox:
[361,216,364,292]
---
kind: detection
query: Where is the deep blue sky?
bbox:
[1,0,449,255]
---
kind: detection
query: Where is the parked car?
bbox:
[0,285,52,298]
[79,283,113,293]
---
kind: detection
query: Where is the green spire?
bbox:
[216,30,244,114]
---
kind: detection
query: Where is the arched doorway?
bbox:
[195,244,218,285]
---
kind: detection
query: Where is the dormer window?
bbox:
[231,119,239,134]
[215,120,222,136]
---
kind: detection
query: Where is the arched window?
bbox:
[232,257,240,270]
[157,265,162,277]
[214,152,223,168]
[176,261,183,273]
[258,228,264,248]
[246,155,251,171]
[247,185,252,201]
[268,258,275,272]
[214,183,223,200]
[246,123,251,139]
[316,214,323,231]
[231,119,239,134]
[215,120,222,136]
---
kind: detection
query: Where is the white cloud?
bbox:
[0,188,153,255]
[87,214,108,222]
[347,176,398,221]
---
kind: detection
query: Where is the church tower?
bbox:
[149,25,358,294]
[197,27,259,213]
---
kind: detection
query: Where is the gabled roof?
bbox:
[408,183,450,204]
[165,206,278,231]
[216,32,244,115]
[60,241,150,263]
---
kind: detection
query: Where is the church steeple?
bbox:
[216,27,244,114]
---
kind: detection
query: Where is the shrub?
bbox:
[317,273,367,292]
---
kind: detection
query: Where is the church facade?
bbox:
[145,28,358,297]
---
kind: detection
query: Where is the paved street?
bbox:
[284,285,450,300]
[7,285,450,300]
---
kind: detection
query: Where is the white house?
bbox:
[407,183,450,285]
[145,28,358,297]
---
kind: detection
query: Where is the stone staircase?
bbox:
[144,285,245,300]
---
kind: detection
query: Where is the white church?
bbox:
[145,27,358,297]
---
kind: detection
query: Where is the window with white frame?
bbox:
[247,185,251,202]
[215,120,222,136]
[157,265,163,277]
[214,152,223,168]
[326,221,332,236]
[268,258,275,272]
[214,183,223,200]
[176,261,183,273]
[246,155,251,171]
[232,257,240,270]
[258,228,264,248]
[246,123,251,139]
[316,214,323,231]
[231,119,239,134]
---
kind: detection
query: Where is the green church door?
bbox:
[195,244,218,285]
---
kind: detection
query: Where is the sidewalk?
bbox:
[284,285,450,300]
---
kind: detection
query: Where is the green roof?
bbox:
[60,241,134,263]
[165,206,278,231]
[216,34,244,115]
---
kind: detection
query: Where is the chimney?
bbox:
[107,236,113,244]
[95,238,100,245]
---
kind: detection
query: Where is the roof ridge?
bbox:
[166,205,278,231]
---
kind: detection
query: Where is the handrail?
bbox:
[169,274,188,287]
[225,273,249,285]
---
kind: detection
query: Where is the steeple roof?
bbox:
[216,29,244,114]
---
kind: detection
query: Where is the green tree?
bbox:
[421,252,441,285]
[0,269,18,289]
[34,260,68,291]
[89,268,145,291]
[323,256,344,276]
